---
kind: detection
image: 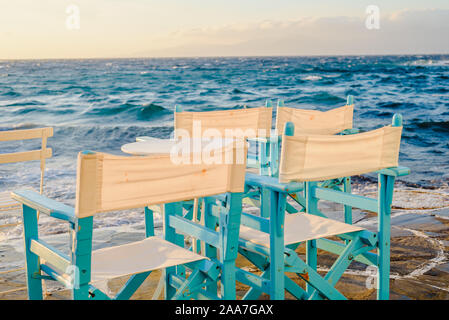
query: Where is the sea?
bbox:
[0,55,448,252]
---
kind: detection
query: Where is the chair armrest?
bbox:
[376,166,410,177]
[245,173,303,193]
[11,190,76,224]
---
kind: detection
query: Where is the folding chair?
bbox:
[0,127,53,208]
[137,105,273,254]
[245,96,357,224]
[254,95,356,177]
[0,127,53,297]
[11,141,247,300]
[236,114,410,300]
[137,104,273,170]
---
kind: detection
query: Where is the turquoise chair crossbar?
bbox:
[236,114,409,300]
[12,144,247,300]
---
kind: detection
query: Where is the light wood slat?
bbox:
[0,194,15,201]
[0,222,21,228]
[0,195,15,201]
[0,210,20,216]
[0,202,20,208]
[0,127,53,142]
[0,148,52,165]
[0,206,20,212]
[0,287,27,295]
[0,197,19,207]
[0,267,25,275]
[0,192,21,218]
[0,206,17,210]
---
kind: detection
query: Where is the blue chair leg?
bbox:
[220,193,243,300]
[258,141,270,176]
[305,181,318,295]
[306,240,317,295]
[144,207,155,237]
[71,217,93,300]
[204,198,218,296]
[377,174,394,300]
[22,205,43,300]
[343,177,352,225]
[164,202,184,300]
[269,191,286,299]
[260,187,270,218]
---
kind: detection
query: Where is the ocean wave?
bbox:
[0,55,448,187]
[292,92,345,106]
[12,106,48,115]
[361,110,393,118]
[405,59,449,67]
[37,88,64,95]
[137,103,169,120]
[12,123,41,129]
[3,100,45,107]
[414,121,449,133]
[303,75,322,81]
[230,88,255,95]
[1,90,21,97]
[376,102,419,110]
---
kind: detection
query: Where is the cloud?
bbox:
[138,9,449,57]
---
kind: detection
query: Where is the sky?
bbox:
[0,0,448,59]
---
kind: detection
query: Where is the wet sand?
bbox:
[1,187,449,300]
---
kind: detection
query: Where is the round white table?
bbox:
[121,137,241,156]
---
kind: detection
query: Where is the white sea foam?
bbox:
[303,75,322,81]
[406,59,449,67]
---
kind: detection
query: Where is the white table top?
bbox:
[121,137,238,156]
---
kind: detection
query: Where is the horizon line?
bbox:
[1,52,449,61]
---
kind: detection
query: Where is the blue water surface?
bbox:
[0,55,448,194]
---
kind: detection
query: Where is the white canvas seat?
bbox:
[90,236,204,283]
[239,213,363,247]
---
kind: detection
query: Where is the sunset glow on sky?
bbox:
[1,0,448,59]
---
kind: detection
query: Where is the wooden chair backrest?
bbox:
[175,107,272,139]
[0,127,53,193]
[276,104,353,135]
[75,143,247,218]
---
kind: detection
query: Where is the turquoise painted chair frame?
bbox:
[236,114,410,300]
[163,193,244,300]
[11,152,245,300]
